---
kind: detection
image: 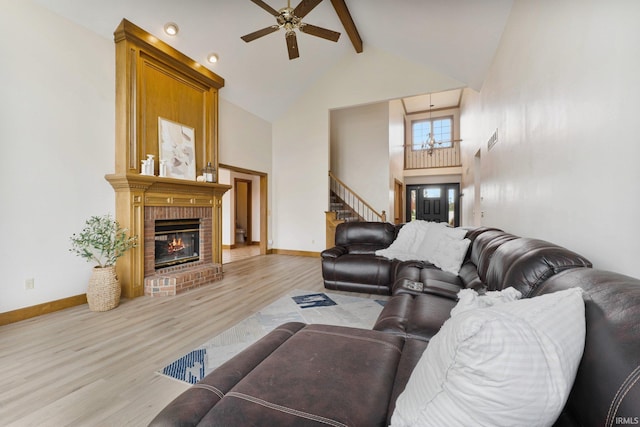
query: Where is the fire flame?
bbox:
[167,237,185,253]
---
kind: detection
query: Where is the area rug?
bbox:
[159,290,386,384]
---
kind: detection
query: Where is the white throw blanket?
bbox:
[375,220,433,262]
[375,221,470,274]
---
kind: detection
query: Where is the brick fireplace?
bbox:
[105,174,230,298]
[143,206,222,297]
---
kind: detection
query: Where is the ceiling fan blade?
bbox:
[293,0,323,19]
[286,31,300,60]
[300,23,340,42]
[241,26,279,43]
[249,0,280,17]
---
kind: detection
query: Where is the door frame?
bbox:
[220,163,268,255]
[405,183,461,226]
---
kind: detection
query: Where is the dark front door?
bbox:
[406,183,460,226]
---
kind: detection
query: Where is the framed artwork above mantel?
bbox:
[158,117,196,180]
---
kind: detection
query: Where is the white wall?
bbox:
[219,168,233,246]
[219,98,272,173]
[272,47,464,252]
[330,102,389,214]
[218,99,272,247]
[0,0,115,312]
[327,98,406,224]
[460,0,640,278]
[388,99,406,220]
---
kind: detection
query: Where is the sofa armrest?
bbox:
[394,278,462,300]
[321,246,348,259]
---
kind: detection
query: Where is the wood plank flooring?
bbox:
[222,244,261,264]
[0,254,383,426]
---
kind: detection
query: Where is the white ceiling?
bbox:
[34,0,513,122]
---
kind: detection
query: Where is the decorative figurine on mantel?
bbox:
[141,154,155,175]
[159,159,167,177]
[203,162,216,183]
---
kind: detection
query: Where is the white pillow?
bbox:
[450,287,522,317]
[431,236,471,274]
[414,223,467,264]
[391,287,586,427]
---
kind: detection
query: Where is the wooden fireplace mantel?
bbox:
[110,19,228,299]
[106,174,230,298]
[106,173,230,204]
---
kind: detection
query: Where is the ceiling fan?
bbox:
[241,0,341,60]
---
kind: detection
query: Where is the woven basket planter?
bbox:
[87,266,121,312]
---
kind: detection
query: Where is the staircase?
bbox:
[329,193,361,222]
[327,172,386,223]
[325,172,386,248]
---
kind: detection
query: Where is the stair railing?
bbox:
[328,171,386,222]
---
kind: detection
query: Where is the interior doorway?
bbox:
[406,183,460,226]
[234,178,252,245]
[219,164,268,264]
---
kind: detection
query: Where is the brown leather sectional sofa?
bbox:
[150,222,640,426]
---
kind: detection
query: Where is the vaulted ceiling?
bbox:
[34,0,513,121]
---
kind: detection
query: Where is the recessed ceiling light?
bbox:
[163,22,179,36]
[207,53,219,64]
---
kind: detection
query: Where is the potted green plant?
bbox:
[70,214,137,311]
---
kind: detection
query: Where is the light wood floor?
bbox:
[222,244,260,264]
[0,254,382,427]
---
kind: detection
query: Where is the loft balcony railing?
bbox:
[404,140,461,169]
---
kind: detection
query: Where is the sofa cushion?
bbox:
[335,221,397,248]
[373,293,457,341]
[532,269,640,426]
[457,260,484,290]
[485,238,592,296]
[149,322,308,426]
[197,324,404,427]
[470,230,519,283]
[391,287,586,427]
[322,254,393,295]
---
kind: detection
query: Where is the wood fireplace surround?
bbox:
[106,19,230,298]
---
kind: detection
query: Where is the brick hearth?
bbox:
[144,264,222,297]
[143,206,222,297]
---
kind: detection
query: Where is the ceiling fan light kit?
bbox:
[241,0,341,60]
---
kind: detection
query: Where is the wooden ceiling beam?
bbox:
[330,0,363,53]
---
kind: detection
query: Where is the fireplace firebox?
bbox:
[155,219,200,269]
